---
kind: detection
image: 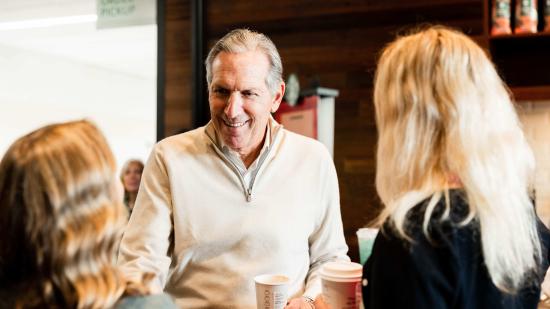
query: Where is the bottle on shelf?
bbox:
[515,0,538,34]
[491,0,512,35]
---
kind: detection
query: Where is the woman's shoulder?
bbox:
[414,189,469,220]
[403,190,473,234]
[115,293,178,309]
[379,189,477,260]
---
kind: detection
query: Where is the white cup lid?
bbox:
[321,261,362,279]
[254,274,289,285]
[356,227,379,238]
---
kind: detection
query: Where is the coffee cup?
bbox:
[254,274,289,309]
[321,261,363,309]
[356,228,378,265]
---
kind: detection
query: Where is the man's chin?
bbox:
[225,141,245,151]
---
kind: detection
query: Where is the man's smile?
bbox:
[223,119,249,128]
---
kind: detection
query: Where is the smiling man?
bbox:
[118,29,349,309]
[209,49,279,170]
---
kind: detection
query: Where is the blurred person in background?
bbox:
[0,120,176,309]
[118,28,348,308]
[363,26,550,308]
[120,159,144,215]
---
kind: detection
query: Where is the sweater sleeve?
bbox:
[362,225,458,309]
[118,144,174,291]
[303,151,350,299]
[115,294,178,309]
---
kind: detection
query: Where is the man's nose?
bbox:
[224,92,243,118]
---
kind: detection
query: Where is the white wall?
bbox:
[0,0,158,175]
[0,0,157,170]
[0,42,156,167]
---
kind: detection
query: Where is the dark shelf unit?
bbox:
[510,86,550,101]
[489,32,550,40]
[484,1,550,101]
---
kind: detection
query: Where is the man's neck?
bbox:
[239,143,263,169]
[220,123,270,170]
[240,124,270,169]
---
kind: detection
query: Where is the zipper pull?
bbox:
[246,189,252,202]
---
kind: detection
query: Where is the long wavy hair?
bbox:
[0,120,143,308]
[373,26,541,293]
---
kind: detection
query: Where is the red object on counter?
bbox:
[273,96,318,139]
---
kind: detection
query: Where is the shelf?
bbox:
[490,31,550,41]
[206,0,483,36]
[483,0,550,101]
[489,32,550,89]
[511,86,550,102]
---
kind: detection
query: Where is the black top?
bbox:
[362,190,550,309]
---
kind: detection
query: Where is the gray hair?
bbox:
[205,28,283,95]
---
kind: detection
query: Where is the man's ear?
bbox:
[270,81,285,113]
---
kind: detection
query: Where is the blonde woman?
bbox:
[0,120,176,308]
[120,159,144,214]
[363,26,550,308]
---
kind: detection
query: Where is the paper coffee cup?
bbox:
[321,261,363,309]
[356,228,378,265]
[254,274,289,309]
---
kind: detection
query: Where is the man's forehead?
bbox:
[212,50,270,70]
[211,51,270,87]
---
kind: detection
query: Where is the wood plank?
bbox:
[163,0,192,136]
[183,0,488,262]
[207,0,482,36]
[512,86,550,102]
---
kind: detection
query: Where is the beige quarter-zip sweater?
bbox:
[118,117,349,308]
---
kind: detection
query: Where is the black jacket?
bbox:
[362,190,550,309]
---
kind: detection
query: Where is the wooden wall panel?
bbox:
[204,0,484,262]
[163,0,192,137]
[162,0,485,262]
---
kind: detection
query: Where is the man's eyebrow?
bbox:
[242,87,263,92]
[211,83,228,89]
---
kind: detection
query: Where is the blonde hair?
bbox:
[374,26,541,293]
[0,120,144,308]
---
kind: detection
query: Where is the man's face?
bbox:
[209,50,284,155]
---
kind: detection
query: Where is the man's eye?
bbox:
[213,88,229,95]
[242,91,257,97]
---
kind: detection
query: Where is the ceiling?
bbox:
[0,0,156,79]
